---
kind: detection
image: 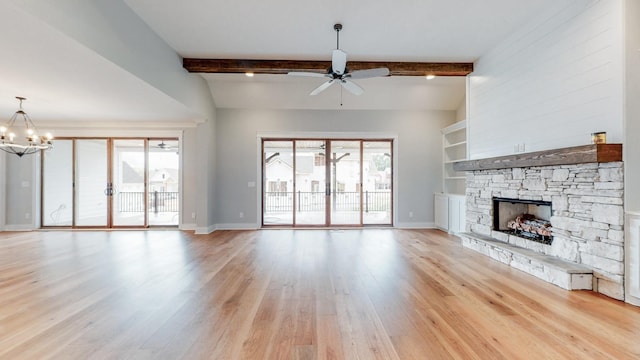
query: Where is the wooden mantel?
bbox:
[453,144,622,172]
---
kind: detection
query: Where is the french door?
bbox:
[262,139,393,227]
[41,138,179,228]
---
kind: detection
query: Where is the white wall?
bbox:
[624,0,640,306]
[215,109,454,228]
[468,0,624,159]
[625,0,640,212]
[455,100,466,122]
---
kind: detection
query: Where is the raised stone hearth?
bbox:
[461,233,593,290]
[453,144,624,300]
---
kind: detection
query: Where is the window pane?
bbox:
[148,139,179,226]
[42,140,73,226]
[330,141,361,225]
[295,140,326,225]
[75,139,108,226]
[113,139,146,226]
[263,141,293,225]
[363,141,392,225]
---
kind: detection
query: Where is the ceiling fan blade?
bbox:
[310,79,335,96]
[332,49,347,75]
[340,79,364,96]
[348,67,390,79]
[288,71,328,78]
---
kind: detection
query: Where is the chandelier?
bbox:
[0,97,53,157]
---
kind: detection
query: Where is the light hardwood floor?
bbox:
[0,229,639,359]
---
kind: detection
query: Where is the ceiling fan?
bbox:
[157,140,172,150]
[288,24,389,96]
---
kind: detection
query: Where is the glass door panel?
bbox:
[148,139,180,226]
[263,141,294,225]
[75,139,108,226]
[329,141,361,225]
[363,141,392,225]
[42,140,73,226]
[294,140,326,225]
[112,139,146,226]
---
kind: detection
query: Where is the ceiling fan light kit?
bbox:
[288,24,390,96]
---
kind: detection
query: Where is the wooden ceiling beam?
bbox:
[183,58,473,76]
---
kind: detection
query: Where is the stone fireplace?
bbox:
[453,144,625,300]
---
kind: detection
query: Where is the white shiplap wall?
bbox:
[624,0,640,306]
[468,0,623,159]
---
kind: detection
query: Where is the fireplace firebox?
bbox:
[493,197,553,245]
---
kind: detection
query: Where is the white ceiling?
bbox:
[123,0,556,111]
[123,0,552,62]
[0,0,559,124]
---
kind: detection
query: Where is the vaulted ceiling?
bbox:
[0,0,559,123]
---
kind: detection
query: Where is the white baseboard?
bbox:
[180,223,197,231]
[215,223,260,231]
[194,225,217,234]
[2,224,36,231]
[395,222,435,229]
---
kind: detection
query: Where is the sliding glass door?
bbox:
[263,141,294,225]
[262,138,393,227]
[42,140,73,226]
[294,140,326,225]
[75,139,109,227]
[363,141,392,225]
[41,138,179,228]
[329,141,361,225]
[148,140,180,226]
[112,139,146,226]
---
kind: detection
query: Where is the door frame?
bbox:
[259,134,396,228]
[40,137,179,229]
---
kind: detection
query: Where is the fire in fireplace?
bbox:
[493,197,553,245]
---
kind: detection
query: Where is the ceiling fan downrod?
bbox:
[334,23,342,49]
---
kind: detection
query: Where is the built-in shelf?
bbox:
[436,119,467,234]
[453,144,622,172]
[444,141,467,149]
[441,119,467,195]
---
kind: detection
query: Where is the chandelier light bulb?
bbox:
[0,97,54,157]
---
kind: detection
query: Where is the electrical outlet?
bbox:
[191,212,196,219]
[239,212,244,219]
[409,211,414,218]
[25,213,30,220]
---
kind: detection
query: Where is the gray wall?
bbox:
[215,108,454,227]
[1,0,219,233]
